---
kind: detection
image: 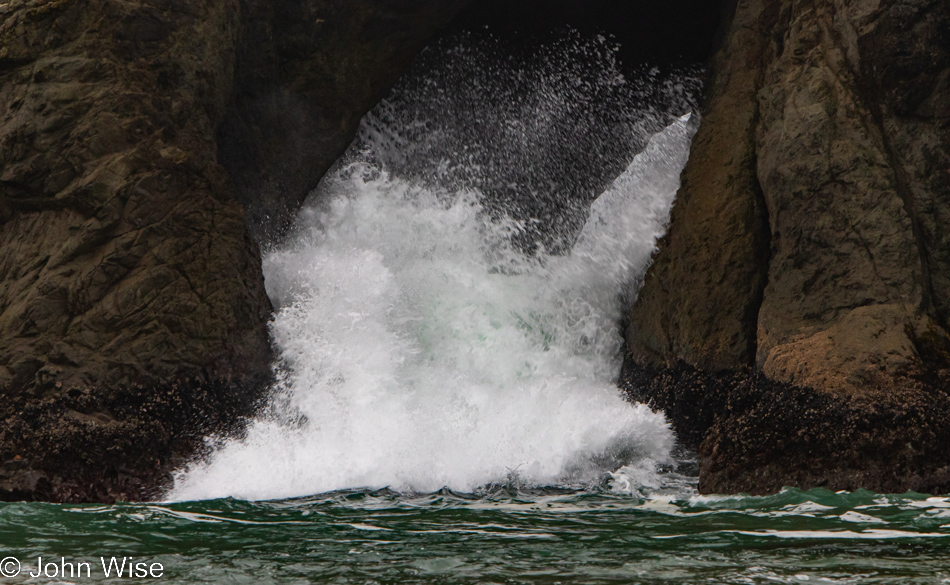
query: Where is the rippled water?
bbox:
[2,484,950,583]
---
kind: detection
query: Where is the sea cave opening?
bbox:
[175,0,734,500]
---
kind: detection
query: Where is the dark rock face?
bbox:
[0,0,273,501]
[218,0,471,244]
[0,0,469,502]
[1,0,274,393]
[626,0,950,493]
[753,0,950,395]
[627,0,772,371]
[623,360,950,495]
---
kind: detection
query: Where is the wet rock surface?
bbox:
[0,376,263,502]
[627,0,772,371]
[627,0,950,493]
[0,0,468,502]
[0,0,274,501]
[622,359,950,495]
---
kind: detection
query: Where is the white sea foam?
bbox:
[170,113,695,502]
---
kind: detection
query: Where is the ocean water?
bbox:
[2,487,950,583]
[4,31,946,584]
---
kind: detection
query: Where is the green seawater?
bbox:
[2,484,949,584]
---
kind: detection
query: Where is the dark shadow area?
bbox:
[331,0,733,254]
[448,0,733,71]
[218,0,733,247]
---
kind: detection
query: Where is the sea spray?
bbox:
[171,113,696,501]
[350,31,702,254]
[171,31,700,501]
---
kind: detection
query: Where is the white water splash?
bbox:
[170,114,695,502]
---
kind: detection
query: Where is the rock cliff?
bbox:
[626,0,950,494]
[0,0,467,501]
[0,0,273,501]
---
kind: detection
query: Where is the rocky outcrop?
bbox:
[0,0,469,502]
[623,361,950,495]
[0,0,273,501]
[627,0,772,371]
[626,0,950,493]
